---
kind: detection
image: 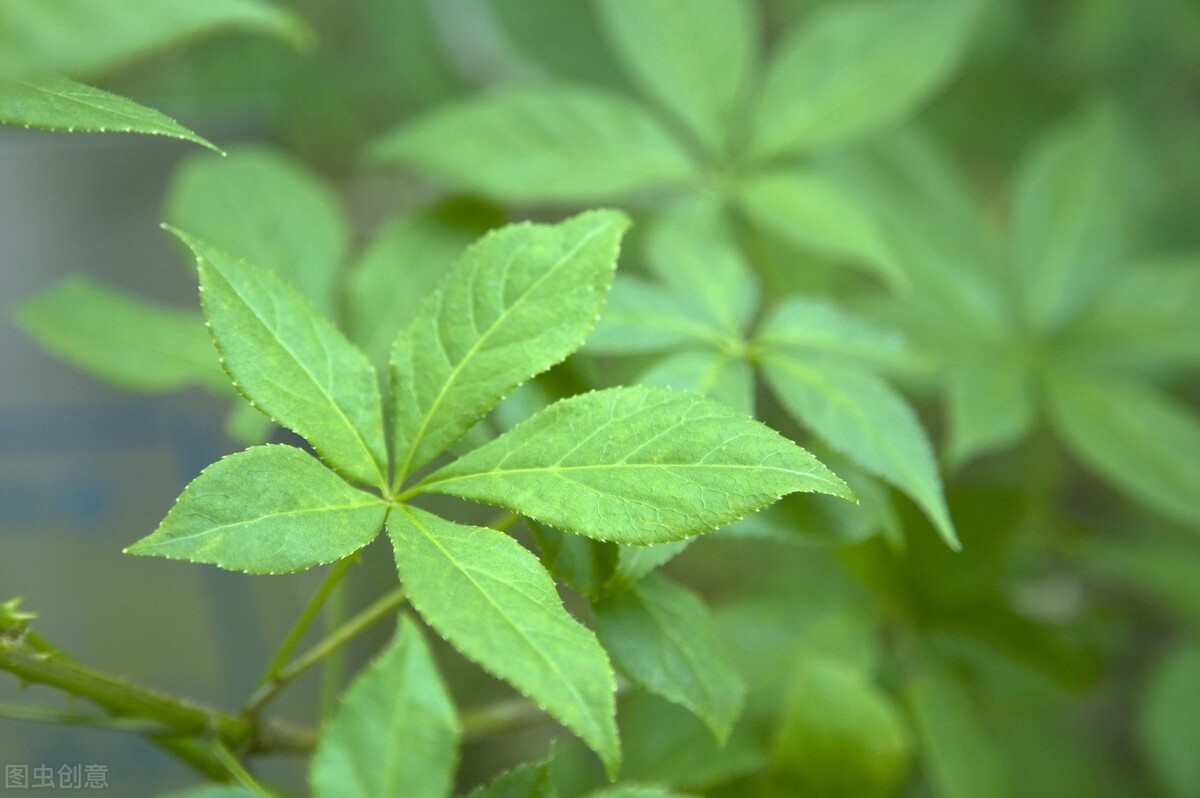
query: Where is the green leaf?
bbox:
[612,542,692,589]
[644,194,759,336]
[387,506,619,775]
[583,788,693,798]
[762,354,957,548]
[1010,105,1133,332]
[945,362,1034,467]
[0,0,310,80]
[530,520,619,599]
[1045,371,1200,527]
[311,616,458,798]
[166,146,348,314]
[126,445,386,573]
[174,228,389,489]
[0,77,218,150]
[159,788,258,798]
[594,575,744,743]
[1067,256,1200,372]
[15,276,225,393]
[390,210,629,484]
[585,276,724,355]
[347,210,483,365]
[748,0,981,158]
[736,169,903,288]
[593,0,758,153]
[756,295,908,369]
[367,85,696,203]
[769,655,911,798]
[905,668,1009,798]
[464,755,556,798]
[638,350,755,415]
[1138,643,1200,798]
[414,386,851,544]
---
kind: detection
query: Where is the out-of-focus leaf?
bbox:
[769,655,911,798]
[125,445,386,573]
[166,146,348,314]
[310,617,458,798]
[387,507,620,776]
[593,0,758,153]
[586,276,723,355]
[645,194,759,336]
[15,276,224,393]
[945,361,1035,467]
[416,386,852,544]
[1046,371,1200,528]
[464,754,556,798]
[736,169,902,288]
[367,85,696,203]
[749,0,982,158]
[594,575,744,742]
[612,541,693,590]
[762,354,957,548]
[1139,643,1200,798]
[638,350,755,415]
[1010,105,1134,332]
[1083,533,1200,632]
[0,0,310,79]
[530,520,618,599]
[0,77,219,150]
[756,295,907,369]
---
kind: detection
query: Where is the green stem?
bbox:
[258,556,357,690]
[211,740,273,797]
[487,510,521,533]
[320,579,348,720]
[245,587,407,714]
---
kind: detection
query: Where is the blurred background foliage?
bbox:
[2,0,1200,796]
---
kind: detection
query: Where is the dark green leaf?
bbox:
[311,616,458,798]
[464,755,556,798]
[126,445,386,573]
[415,386,851,544]
[387,507,620,775]
[1139,644,1200,798]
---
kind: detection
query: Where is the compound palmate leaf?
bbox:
[387,506,620,776]
[412,386,852,544]
[170,228,389,490]
[126,445,386,573]
[0,77,219,150]
[310,616,458,798]
[390,210,629,485]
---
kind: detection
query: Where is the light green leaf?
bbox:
[585,276,723,355]
[367,84,696,203]
[15,276,224,393]
[0,77,218,150]
[906,669,1009,798]
[749,0,981,158]
[1045,371,1200,527]
[645,194,759,336]
[159,788,258,798]
[347,210,483,365]
[173,228,388,489]
[1067,256,1200,372]
[125,445,386,573]
[769,655,911,798]
[593,0,758,153]
[390,210,629,485]
[583,788,694,798]
[638,350,755,415]
[166,147,347,314]
[736,169,903,288]
[311,616,458,798]
[594,574,744,742]
[762,354,957,548]
[1139,644,1200,798]
[414,386,851,545]
[464,755,556,798]
[1011,105,1133,332]
[387,507,620,775]
[756,295,908,368]
[945,362,1034,467]
[0,0,310,80]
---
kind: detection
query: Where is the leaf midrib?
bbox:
[146,499,380,548]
